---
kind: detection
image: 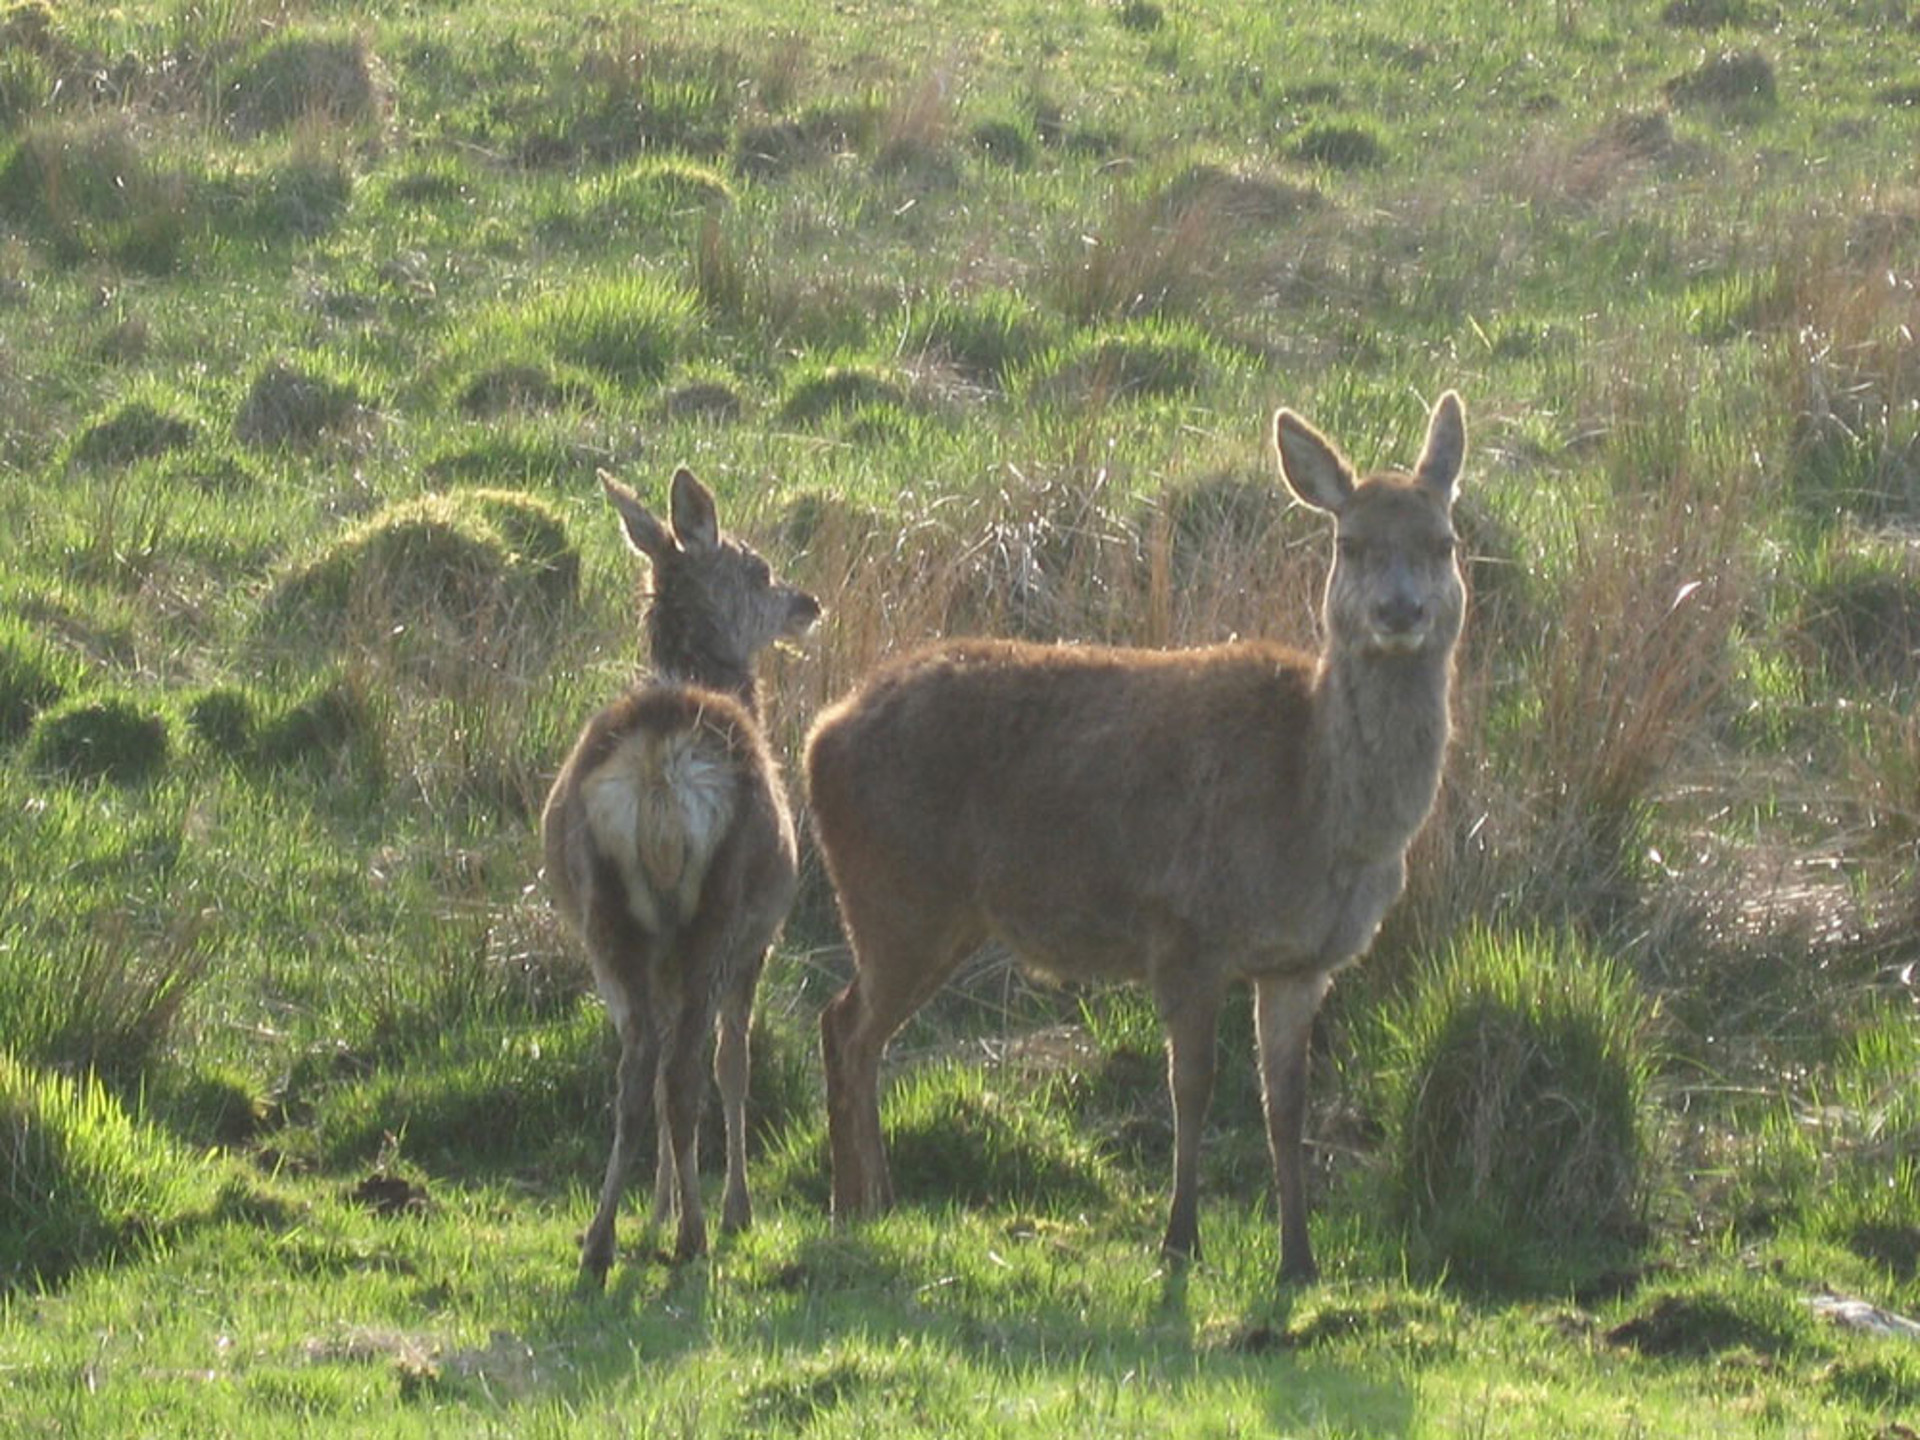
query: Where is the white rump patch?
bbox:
[581,729,737,933]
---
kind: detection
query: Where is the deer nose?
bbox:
[790,591,823,629]
[1372,594,1427,637]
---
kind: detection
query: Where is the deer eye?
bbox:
[1431,537,1456,561]
[746,555,771,586]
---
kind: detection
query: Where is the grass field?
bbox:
[3,0,1919,1433]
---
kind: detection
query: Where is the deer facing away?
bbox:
[805,392,1467,1283]
[542,467,819,1279]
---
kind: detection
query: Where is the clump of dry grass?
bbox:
[1050,189,1232,324]
[1776,233,1920,522]
[1377,377,1766,972]
[873,68,959,186]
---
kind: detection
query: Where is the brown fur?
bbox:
[806,392,1467,1283]
[542,467,818,1279]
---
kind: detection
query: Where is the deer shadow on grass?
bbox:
[508,1210,1413,1435]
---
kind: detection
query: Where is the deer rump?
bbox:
[807,635,1385,987]
[560,686,787,975]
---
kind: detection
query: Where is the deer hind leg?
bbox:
[714,959,763,1236]
[649,1082,675,1227]
[655,988,717,1262]
[1254,969,1333,1285]
[581,999,659,1285]
[1156,969,1225,1265]
[822,896,983,1221]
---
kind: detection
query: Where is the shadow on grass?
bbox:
[504,1214,1413,1435]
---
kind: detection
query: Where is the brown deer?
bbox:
[542,467,819,1280]
[806,391,1466,1284]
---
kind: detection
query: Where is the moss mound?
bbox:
[262,488,579,647]
[663,378,743,422]
[251,675,380,775]
[183,686,257,760]
[457,362,589,419]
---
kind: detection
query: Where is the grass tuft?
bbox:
[1665,49,1777,110]
[235,358,368,449]
[0,116,194,271]
[0,618,81,743]
[222,31,379,138]
[458,273,699,388]
[1374,928,1653,1294]
[903,287,1058,386]
[1794,531,1920,687]
[71,397,197,468]
[1016,321,1219,406]
[0,1050,225,1292]
[779,357,911,424]
[1288,121,1388,171]
[261,489,579,657]
[27,694,170,784]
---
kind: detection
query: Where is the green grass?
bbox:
[2,0,1919,1431]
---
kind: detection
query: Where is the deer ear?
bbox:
[668,467,720,553]
[600,469,673,561]
[1414,390,1466,504]
[1274,408,1356,514]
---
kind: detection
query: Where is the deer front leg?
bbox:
[1254,969,1333,1285]
[1157,978,1223,1264]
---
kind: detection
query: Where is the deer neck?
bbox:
[1311,641,1452,859]
[647,611,761,717]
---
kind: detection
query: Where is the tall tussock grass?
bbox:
[1369,926,1653,1294]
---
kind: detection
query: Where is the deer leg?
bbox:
[581,1007,658,1285]
[1158,978,1223,1265]
[715,973,758,1235]
[1254,970,1332,1285]
[649,1079,675,1227]
[822,978,894,1219]
[657,991,715,1263]
[823,906,982,1221]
